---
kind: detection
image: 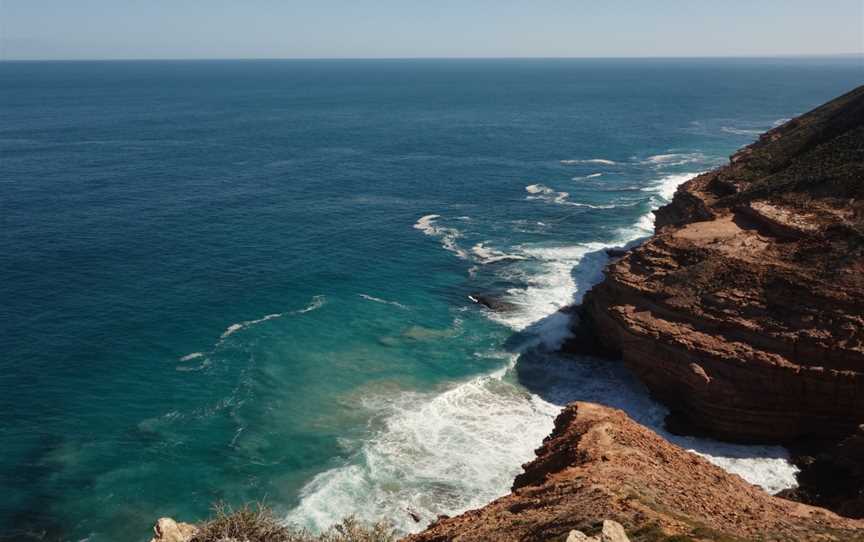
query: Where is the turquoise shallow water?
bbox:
[1,58,862,541]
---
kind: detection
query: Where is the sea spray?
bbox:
[286,170,798,535]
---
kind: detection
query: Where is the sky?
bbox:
[1,0,862,61]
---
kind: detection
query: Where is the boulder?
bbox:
[600,520,629,542]
[150,517,198,542]
[566,530,598,542]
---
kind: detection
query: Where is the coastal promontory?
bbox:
[407,403,864,542]
[572,85,864,443]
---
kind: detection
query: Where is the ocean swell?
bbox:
[286,170,797,535]
[177,295,326,370]
[414,214,469,260]
[560,158,616,165]
[525,184,618,209]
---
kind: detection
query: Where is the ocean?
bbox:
[1,57,861,541]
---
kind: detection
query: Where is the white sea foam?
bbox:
[525,184,617,209]
[498,173,699,341]
[285,355,562,534]
[645,152,705,167]
[414,214,469,260]
[287,170,797,534]
[220,313,284,339]
[572,173,603,180]
[721,126,763,136]
[177,295,326,367]
[560,158,616,165]
[722,117,791,137]
[179,352,205,362]
[642,171,699,202]
[358,293,408,309]
[525,183,569,205]
[511,354,798,495]
[484,243,606,344]
[221,296,324,338]
[524,183,553,195]
[296,295,327,314]
[287,348,797,535]
[470,242,527,264]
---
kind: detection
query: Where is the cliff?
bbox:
[149,88,864,542]
[570,85,864,442]
[407,402,864,542]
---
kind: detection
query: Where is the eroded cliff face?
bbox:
[571,86,864,443]
[407,402,864,542]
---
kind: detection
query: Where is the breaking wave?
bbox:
[525,184,618,209]
[572,173,603,180]
[287,169,797,536]
[722,117,791,137]
[721,126,763,136]
[414,214,469,260]
[470,243,527,265]
[642,171,700,202]
[297,295,327,314]
[177,295,326,366]
[221,313,284,339]
[179,352,205,362]
[358,294,409,309]
[560,158,616,165]
[285,354,561,533]
[494,172,699,341]
[645,152,706,167]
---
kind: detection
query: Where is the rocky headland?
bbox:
[149,87,864,541]
[408,86,864,540]
[406,403,864,542]
[570,85,864,444]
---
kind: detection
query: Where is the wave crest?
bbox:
[414,214,469,260]
[525,184,617,209]
[560,158,616,165]
[358,294,408,309]
[286,169,798,537]
[645,152,705,167]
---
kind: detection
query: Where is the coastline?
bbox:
[148,84,864,542]
[282,167,805,535]
[406,84,864,541]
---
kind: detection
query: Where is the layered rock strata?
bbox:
[407,402,864,542]
[570,85,864,442]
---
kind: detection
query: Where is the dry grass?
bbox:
[191,503,397,542]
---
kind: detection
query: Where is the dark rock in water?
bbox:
[578,85,864,443]
[406,508,422,523]
[469,294,516,312]
[604,248,628,258]
[780,427,864,519]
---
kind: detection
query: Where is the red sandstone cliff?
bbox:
[571,86,864,443]
[407,402,864,542]
[150,88,864,542]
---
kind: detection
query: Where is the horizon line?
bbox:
[2,53,862,63]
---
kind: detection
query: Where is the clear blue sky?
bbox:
[1,0,862,60]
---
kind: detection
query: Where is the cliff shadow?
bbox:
[504,245,796,488]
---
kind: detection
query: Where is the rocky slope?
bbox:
[149,88,864,542]
[407,402,864,542]
[569,85,864,443]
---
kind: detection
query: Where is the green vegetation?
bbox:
[190,503,397,542]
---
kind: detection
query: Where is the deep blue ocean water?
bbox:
[1,58,862,541]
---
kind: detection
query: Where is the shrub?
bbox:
[191,502,397,542]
